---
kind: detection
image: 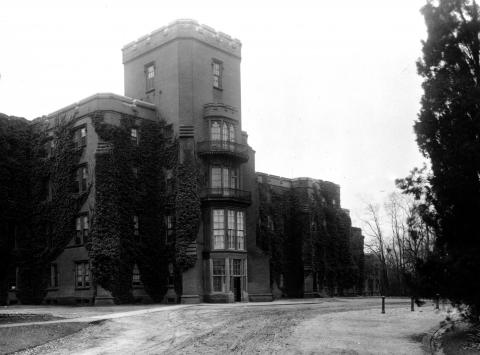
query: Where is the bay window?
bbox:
[210,121,235,145]
[210,166,239,192]
[213,209,225,249]
[211,209,245,251]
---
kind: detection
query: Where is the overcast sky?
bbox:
[0,0,427,227]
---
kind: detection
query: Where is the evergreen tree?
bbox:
[416,0,480,316]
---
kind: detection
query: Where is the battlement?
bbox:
[122,19,242,64]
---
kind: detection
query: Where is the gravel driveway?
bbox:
[6,297,444,354]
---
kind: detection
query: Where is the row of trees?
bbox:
[362,188,434,297]
[365,0,480,319]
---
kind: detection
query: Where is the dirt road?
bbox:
[13,298,444,354]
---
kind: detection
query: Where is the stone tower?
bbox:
[122,19,272,303]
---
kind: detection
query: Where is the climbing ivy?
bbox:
[174,156,201,272]
[0,114,31,304]
[257,180,359,298]
[90,112,177,303]
[0,113,89,304]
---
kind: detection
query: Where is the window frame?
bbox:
[212,59,223,90]
[130,128,139,145]
[211,208,246,251]
[75,164,88,194]
[212,258,226,292]
[165,215,174,243]
[75,214,89,245]
[73,125,87,149]
[75,261,91,289]
[132,264,142,287]
[210,165,240,191]
[145,62,155,93]
[210,120,236,144]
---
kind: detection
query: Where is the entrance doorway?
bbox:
[233,277,241,302]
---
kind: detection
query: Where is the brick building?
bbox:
[3,20,363,305]
[256,174,364,298]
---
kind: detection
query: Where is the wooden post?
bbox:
[411,297,414,312]
[381,296,385,314]
[436,294,440,310]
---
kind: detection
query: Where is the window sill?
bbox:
[145,88,155,94]
[75,287,91,290]
[213,86,223,91]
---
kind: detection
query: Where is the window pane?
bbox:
[213,259,225,275]
[233,259,241,275]
[211,167,221,188]
[211,122,221,141]
[222,123,228,141]
[222,168,229,189]
[147,65,155,78]
[231,169,238,189]
[213,210,224,228]
[213,63,220,76]
[229,124,235,142]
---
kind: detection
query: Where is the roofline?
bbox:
[46,93,156,118]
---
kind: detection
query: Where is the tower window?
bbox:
[145,64,155,92]
[212,60,222,89]
[210,121,235,143]
[211,209,245,251]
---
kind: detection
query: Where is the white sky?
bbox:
[0,0,427,227]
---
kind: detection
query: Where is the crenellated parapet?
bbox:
[122,19,242,64]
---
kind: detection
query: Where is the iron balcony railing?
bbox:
[201,188,252,204]
[197,140,249,162]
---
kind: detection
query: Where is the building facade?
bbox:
[3,20,363,305]
[256,173,364,298]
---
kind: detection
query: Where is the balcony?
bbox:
[201,188,252,205]
[197,141,249,163]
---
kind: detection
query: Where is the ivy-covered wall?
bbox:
[0,113,89,304]
[257,177,363,298]
[90,112,175,303]
[0,114,31,304]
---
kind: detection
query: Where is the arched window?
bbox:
[222,122,228,142]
